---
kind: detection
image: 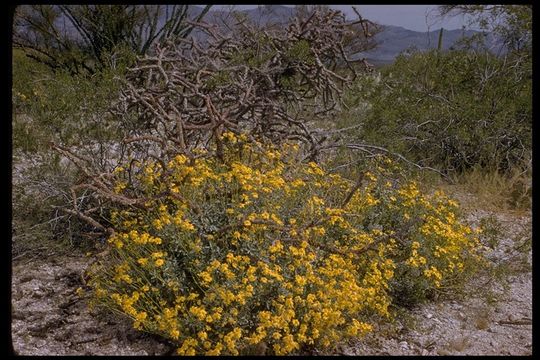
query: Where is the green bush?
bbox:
[343,49,531,174]
[12,48,132,152]
[88,133,482,355]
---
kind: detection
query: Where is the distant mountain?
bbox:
[355,25,504,66]
[198,5,295,30]
[241,5,296,24]
[194,5,504,65]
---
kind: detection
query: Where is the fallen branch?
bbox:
[320,142,451,181]
[56,207,114,236]
[497,319,532,326]
[341,172,364,208]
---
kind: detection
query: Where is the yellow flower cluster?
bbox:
[88,132,482,355]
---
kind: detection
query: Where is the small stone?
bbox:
[32,290,46,299]
[19,275,34,283]
[399,341,409,350]
[438,348,451,355]
[426,313,433,319]
[54,332,70,341]
[421,349,429,356]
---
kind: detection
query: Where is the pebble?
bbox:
[399,341,409,350]
[421,349,429,356]
[438,348,451,355]
[33,291,46,299]
[426,313,433,319]
[19,275,34,283]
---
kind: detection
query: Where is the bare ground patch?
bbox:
[11,254,173,355]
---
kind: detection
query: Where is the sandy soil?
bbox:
[11,210,531,355]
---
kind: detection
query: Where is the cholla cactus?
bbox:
[114,9,377,162]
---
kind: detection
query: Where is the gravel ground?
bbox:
[11,255,171,355]
[339,271,531,356]
[11,210,531,355]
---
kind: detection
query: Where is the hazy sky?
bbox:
[333,5,473,32]
[214,5,474,32]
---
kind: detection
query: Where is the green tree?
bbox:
[347,49,531,173]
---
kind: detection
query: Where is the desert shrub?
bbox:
[477,215,504,250]
[12,47,132,253]
[343,49,531,174]
[12,48,131,152]
[11,150,105,255]
[88,132,482,355]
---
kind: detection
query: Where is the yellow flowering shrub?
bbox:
[88,132,482,354]
[353,161,485,307]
